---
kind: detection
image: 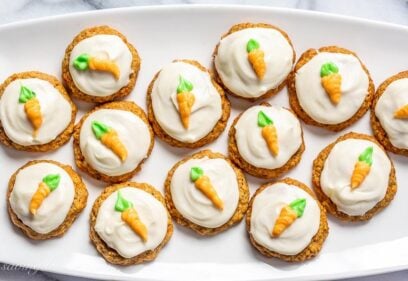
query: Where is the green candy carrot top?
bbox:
[73,53,120,80]
[176,75,195,129]
[272,198,306,237]
[320,62,342,105]
[258,111,279,156]
[115,191,148,242]
[29,174,61,215]
[350,146,373,189]
[246,38,266,80]
[19,85,42,137]
[91,121,128,162]
[190,166,223,210]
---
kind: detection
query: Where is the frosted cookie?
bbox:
[90,182,173,265]
[228,102,304,179]
[0,71,76,152]
[147,59,230,148]
[62,26,140,103]
[246,178,328,262]
[73,101,154,183]
[213,22,295,101]
[164,150,249,235]
[288,46,374,131]
[7,160,88,240]
[312,132,397,221]
[371,71,408,156]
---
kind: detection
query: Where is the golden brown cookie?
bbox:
[312,132,397,221]
[62,25,140,103]
[146,59,230,148]
[164,150,249,235]
[371,71,408,156]
[7,160,88,240]
[212,22,296,102]
[246,178,329,262]
[73,101,154,183]
[287,46,374,131]
[228,102,305,179]
[89,182,173,265]
[0,71,76,152]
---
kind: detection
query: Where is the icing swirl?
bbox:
[79,109,151,176]
[0,78,72,146]
[170,157,239,228]
[320,138,391,216]
[9,162,75,234]
[214,27,294,98]
[69,35,132,97]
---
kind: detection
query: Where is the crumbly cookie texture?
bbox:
[147,59,230,148]
[312,132,397,221]
[212,22,296,102]
[371,71,408,156]
[0,71,76,152]
[73,101,154,183]
[61,25,140,103]
[7,160,88,240]
[246,177,329,262]
[287,46,374,131]
[164,149,249,235]
[228,102,305,179]
[89,182,173,265]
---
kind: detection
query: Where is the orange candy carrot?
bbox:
[394,104,408,119]
[73,53,120,80]
[247,39,266,80]
[115,191,148,242]
[190,167,224,210]
[19,86,43,137]
[320,62,342,105]
[29,174,61,215]
[272,198,306,237]
[258,110,279,157]
[176,76,195,129]
[350,146,373,189]
[92,121,127,162]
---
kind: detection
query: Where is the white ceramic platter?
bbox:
[0,5,408,281]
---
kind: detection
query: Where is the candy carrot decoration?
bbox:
[176,76,195,129]
[246,38,266,80]
[190,167,223,210]
[272,198,306,237]
[92,121,127,162]
[29,174,60,215]
[394,104,408,119]
[350,146,373,189]
[73,53,120,80]
[258,111,279,157]
[320,62,342,105]
[115,191,148,242]
[19,86,43,137]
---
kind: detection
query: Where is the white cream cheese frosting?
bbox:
[9,162,75,234]
[170,157,239,228]
[214,27,294,98]
[375,78,408,149]
[79,109,151,176]
[151,61,222,143]
[69,35,133,97]
[235,105,302,169]
[95,187,168,258]
[250,182,320,255]
[320,138,391,216]
[0,78,72,146]
[295,52,369,124]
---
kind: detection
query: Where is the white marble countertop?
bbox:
[0,0,407,281]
